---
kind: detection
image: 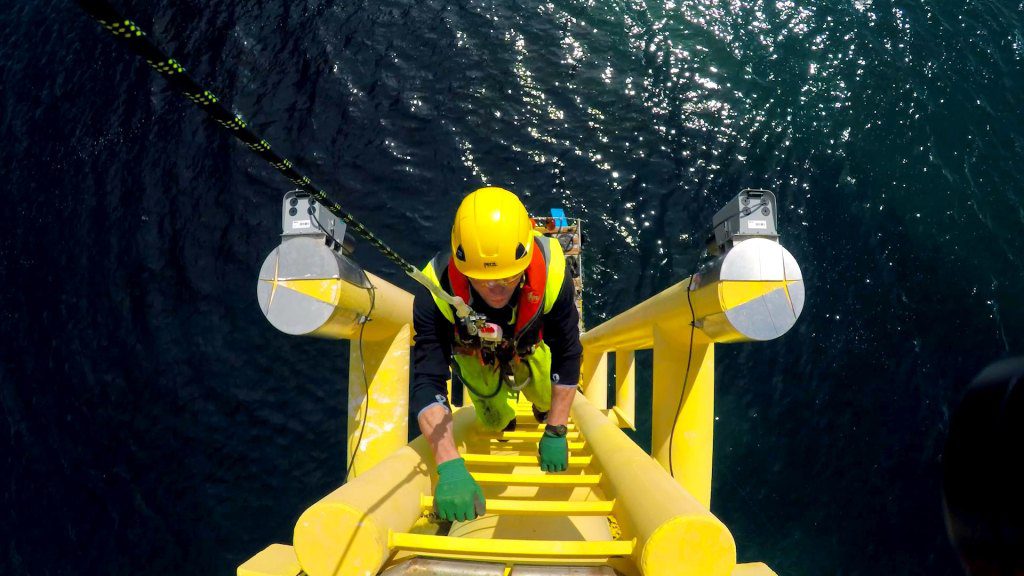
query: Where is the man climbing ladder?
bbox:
[412,187,583,522]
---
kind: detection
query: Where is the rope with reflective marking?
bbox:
[76,0,473,318]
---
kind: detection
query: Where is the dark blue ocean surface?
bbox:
[2,0,1022,574]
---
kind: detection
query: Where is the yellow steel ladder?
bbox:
[385,397,636,572]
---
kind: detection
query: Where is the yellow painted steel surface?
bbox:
[469,472,602,486]
[571,395,736,576]
[479,430,580,440]
[651,327,715,508]
[390,532,635,561]
[270,268,415,478]
[689,279,801,344]
[613,350,636,430]
[487,438,587,451]
[347,323,412,477]
[461,453,592,467]
[421,496,615,516]
[480,431,581,441]
[237,544,302,576]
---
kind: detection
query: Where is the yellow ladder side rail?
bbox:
[570,394,736,576]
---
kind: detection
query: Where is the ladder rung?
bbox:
[420,496,615,515]
[471,472,602,486]
[390,532,634,560]
[488,439,587,450]
[514,412,573,420]
[517,421,576,429]
[481,430,580,440]
[462,453,592,467]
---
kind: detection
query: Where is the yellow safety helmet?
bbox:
[451,187,534,279]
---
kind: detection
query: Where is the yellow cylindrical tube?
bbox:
[571,395,735,576]
[613,350,636,430]
[650,327,714,508]
[579,281,692,354]
[296,408,480,576]
[344,271,414,478]
[347,323,412,478]
[352,271,413,342]
[580,262,800,356]
[580,349,609,409]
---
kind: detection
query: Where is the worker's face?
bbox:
[467,272,524,308]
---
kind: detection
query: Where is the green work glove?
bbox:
[538,432,569,472]
[434,458,485,522]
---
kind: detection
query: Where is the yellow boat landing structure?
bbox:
[247,194,804,576]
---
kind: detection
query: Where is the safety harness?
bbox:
[422,233,566,376]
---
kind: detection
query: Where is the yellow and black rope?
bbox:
[76,0,419,276]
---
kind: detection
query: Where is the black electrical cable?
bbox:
[306,196,376,482]
[667,248,707,478]
[304,194,376,482]
[345,270,376,483]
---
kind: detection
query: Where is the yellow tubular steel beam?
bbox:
[651,326,715,508]
[294,407,480,576]
[389,533,635,560]
[580,349,609,408]
[469,472,602,486]
[347,323,411,478]
[343,271,414,478]
[237,544,302,576]
[579,279,694,355]
[571,394,736,576]
[614,349,636,430]
[461,453,592,466]
[420,496,614,516]
[580,274,784,355]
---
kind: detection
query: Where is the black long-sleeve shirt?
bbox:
[411,261,583,416]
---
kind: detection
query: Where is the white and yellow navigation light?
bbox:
[691,188,805,343]
[257,190,413,476]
